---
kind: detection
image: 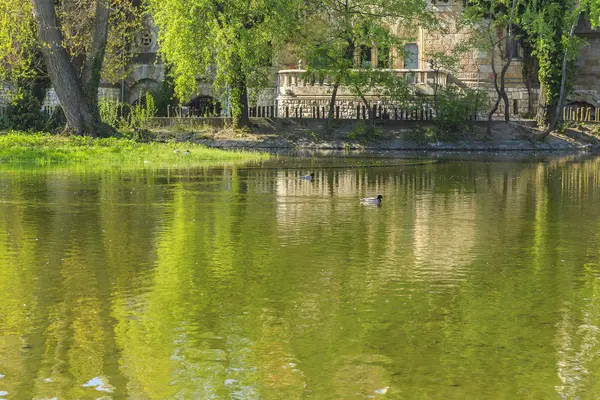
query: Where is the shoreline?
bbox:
[156,119,600,153]
[194,136,595,152]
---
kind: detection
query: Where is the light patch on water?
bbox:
[82,376,114,393]
[375,387,389,394]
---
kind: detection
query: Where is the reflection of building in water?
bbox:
[274,169,397,199]
[556,159,600,200]
[554,296,600,399]
[274,169,395,241]
[413,193,477,275]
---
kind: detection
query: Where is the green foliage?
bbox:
[347,122,382,143]
[519,0,582,122]
[148,0,303,125]
[434,86,488,133]
[0,0,37,81]
[99,92,158,131]
[0,0,143,84]
[129,92,158,130]
[0,131,269,167]
[102,0,145,84]
[465,0,598,124]
[1,90,46,131]
[301,0,435,111]
[152,75,177,117]
[404,126,437,144]
[99,98,122,128]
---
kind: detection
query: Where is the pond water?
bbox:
[1,154,600,399]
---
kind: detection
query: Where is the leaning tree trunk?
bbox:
[31,0,99,136]
[487,37,501,135]
[499,60,512,122]
[81,0,110,126]
[545,12,582,137]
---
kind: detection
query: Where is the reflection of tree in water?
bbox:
[413,192,477,275]
[554,267,600,398]
[2,157,600,398]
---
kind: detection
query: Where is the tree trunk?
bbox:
[433,70,440,117]
[359,93,375,131]
[230,60,250,128]
[31,0,100,136]
[325,82,339,134]
[545,12,582,137]
[500,0,518,122]
[81,0,110,126]
[537,84,549,124]
[499,61,512,122]
[487,33,500,135]
[521,45,538,118]
[488,39,513,129]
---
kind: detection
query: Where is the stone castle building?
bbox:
[275,3,600,120]
[5,2,599,120]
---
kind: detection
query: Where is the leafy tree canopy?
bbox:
[148,0,304,126]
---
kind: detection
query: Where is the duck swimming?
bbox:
[301,173,315,181]
[360,195,383,204]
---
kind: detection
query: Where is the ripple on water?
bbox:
[1,158,600,398]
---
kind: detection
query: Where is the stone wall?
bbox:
[571,37,600,106]
[278,87,538,120]
[421,8,525,88]
[279,98,449,120]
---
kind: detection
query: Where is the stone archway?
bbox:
[128,79,161,105]
[185,95,222,117]
[565,101,596,121]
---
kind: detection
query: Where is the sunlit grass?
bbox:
[0,131,269,169]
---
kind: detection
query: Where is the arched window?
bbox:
[403,44,419,69]
[360,45,372,68]
[377,46,390,68]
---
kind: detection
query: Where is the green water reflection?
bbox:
[1,156,600,399]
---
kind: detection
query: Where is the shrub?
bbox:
[4,91,46,131]
[347,121,381,143]
[129,91,157,130]
[99,91,158,134]
[99,97,121,128]
[434,86,488,134]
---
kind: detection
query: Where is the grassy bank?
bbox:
[0,131,269,168]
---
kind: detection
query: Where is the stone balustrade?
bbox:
[277,68,449,98]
